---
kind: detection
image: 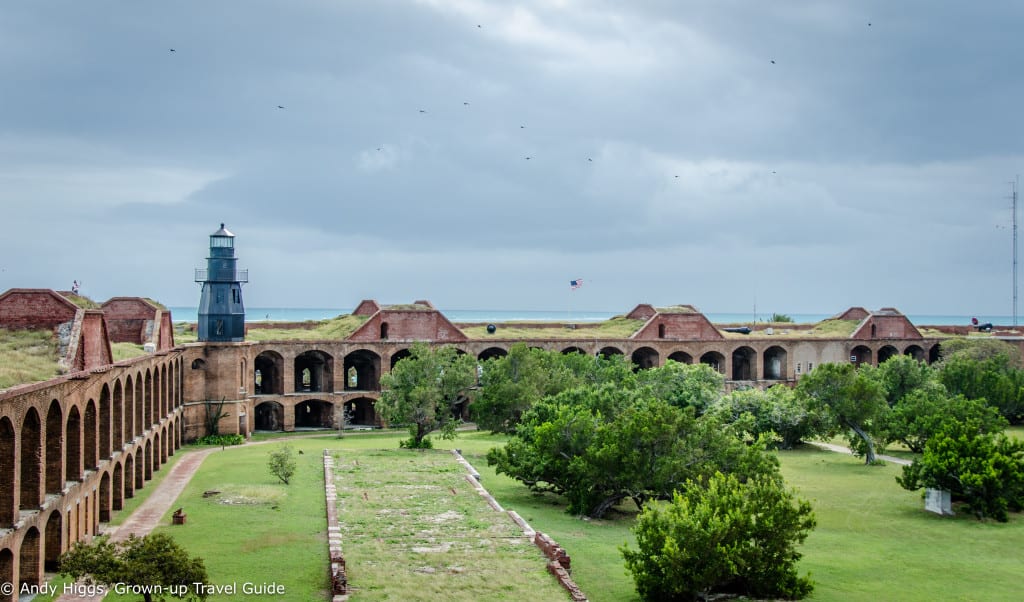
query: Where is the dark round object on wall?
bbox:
[486,324,497,334]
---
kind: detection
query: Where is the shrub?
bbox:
[896,420,1024,521]
[267,444,297,485]
[622,471,815,601]
[193,434,244,446]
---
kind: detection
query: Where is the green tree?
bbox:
[267,444,296,484]
[707,385,818,449]
[621,471,815,601]
[635,360,724,414]
[937,337,1021,365]
[60,533,209,602]
[379,343,478,448]
[896,420,1024,521]
[797,362,888,463]
[874,354,938,406]
[939,354,1024,424]
[882,387,1006,453]
[488,383,777,517]
[769,312,794,323]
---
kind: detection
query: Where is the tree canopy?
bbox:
[378,343,478,448]
[797,362,887,463]
[60,533,209,602]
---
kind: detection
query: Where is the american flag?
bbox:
[570,279,583,290]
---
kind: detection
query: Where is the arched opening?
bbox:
[667,351,693,364]
[125,374,135,441]
[870,323,877,338]
[16,410,41,506]
[255,401,285,431]
[700,351,725,374]
[65,406,82,483]
[112,462,124,510]
[904,345,925,361]
[344,350,381,391]
[599,346,623,359]
[478,347,508,361]
[561,346,585,355]
[878,345,899,365]
[45,400,63,494]
[255,351,284,395]
[44,510,62,572]
[380,322,389,340]
[84,399,98,471]
[152,433,161,470]
[161,364,169,418]
[124,453,136,498]
[294,350,334,393]
[295,400,334,429]
[160,427,168,464]
[19,527,40,587]
[100,384,111,460]
[134,448,144,491]
[113,380,124,451]
[631,347,659,370]
[99,472,111,522]
[144,369,153,429]
[0,418,15,527]
[928,343,941,364]
[658,324,666,339]
[343,397,377,427]
[390,349,412,370]
[191,358,207,370]
[144,440,152,481]
[763,346,788,380]
[0,548,13,602]
[732,347,756,381]
[851,345,872,368]
[169,362,177,411]
[134,372,143,438]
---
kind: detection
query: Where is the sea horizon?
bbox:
[167,306,1015,327]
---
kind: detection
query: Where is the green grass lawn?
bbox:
[58,429,1023,602]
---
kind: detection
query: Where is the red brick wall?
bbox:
[349,311,468,342]
[634,314,725,341]
[851,315,922,340]
[0,289,77,329]
[101,298,158,344]
[81,311,113,370]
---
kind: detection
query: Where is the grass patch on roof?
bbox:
[462,317,643,340]
[111,342,148,361]
[807,319,860,338]
[63,293,99,309]
[245,314,370,341]
[0,328,60,390]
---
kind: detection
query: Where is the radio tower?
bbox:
[1014,177,1019,326]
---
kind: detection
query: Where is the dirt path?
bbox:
[807,441,911,465]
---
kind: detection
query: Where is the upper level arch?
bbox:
[345,349,381,391]
[295,350,334,393]
[255,350,285,395]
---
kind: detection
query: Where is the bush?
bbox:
[267,444,297,485]
[193,434,244,446]
[622,472,815,601]
[706,385,818,449]
[896,420,1024,521]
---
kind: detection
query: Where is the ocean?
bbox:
[167,307,1011,326]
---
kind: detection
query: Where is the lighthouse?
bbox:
[195,223,247,342]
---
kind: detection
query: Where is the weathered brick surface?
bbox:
[0,289,78,329]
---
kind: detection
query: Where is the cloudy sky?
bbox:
[1,1,1022,317]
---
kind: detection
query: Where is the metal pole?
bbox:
[1015,177,1019,326]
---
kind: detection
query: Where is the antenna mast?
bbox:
[1015,177,1020,326]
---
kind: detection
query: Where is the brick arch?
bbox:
[763,346,788,380]
[84,399,98,471]
[343,397,377,427]
[152,432,161,471]
[851,345,872,367]
[295,399,334,428]
[134,371,144,438]
[144,368,153,429]
[20,408,42,509]
[112,379,124,451]
[44,509,62,572]
[112,461,124,510]
[99,383,111,460]
[295,349,335,393]
[878,345,899,365]
[599,346,623,358]
[255,401,284,431]
[0,547,13,602]
[344,349,380,391]
[700,351,725,374]
[99,471,111,522]
[478,347,508,361]
[124,453,136,499]
[667,351,693,364]
[19,526,41,587]
[561,346,586,355]
[160,426,168,463]
[144,440,153,481]
[904,344,925,361]
[389,348,412,370]
[160,364,168,419]
[731,346,756,381]
[0,417,15,527]
[255,350,285,395]
[631,346,659,370]
[44,400,63,494]
[65,405,81,482]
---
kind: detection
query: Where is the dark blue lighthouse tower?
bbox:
[195,223,247,342]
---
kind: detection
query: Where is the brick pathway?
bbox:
[54,448,216,602]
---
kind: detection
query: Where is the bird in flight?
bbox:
[587,158,593,162]
[169,48,176,52]
[525,156,531,160]
[277,105,285,109]
[770,59,776,64]
[477,24,482,28]
[419,109,427,113]
[463,102,470,106]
